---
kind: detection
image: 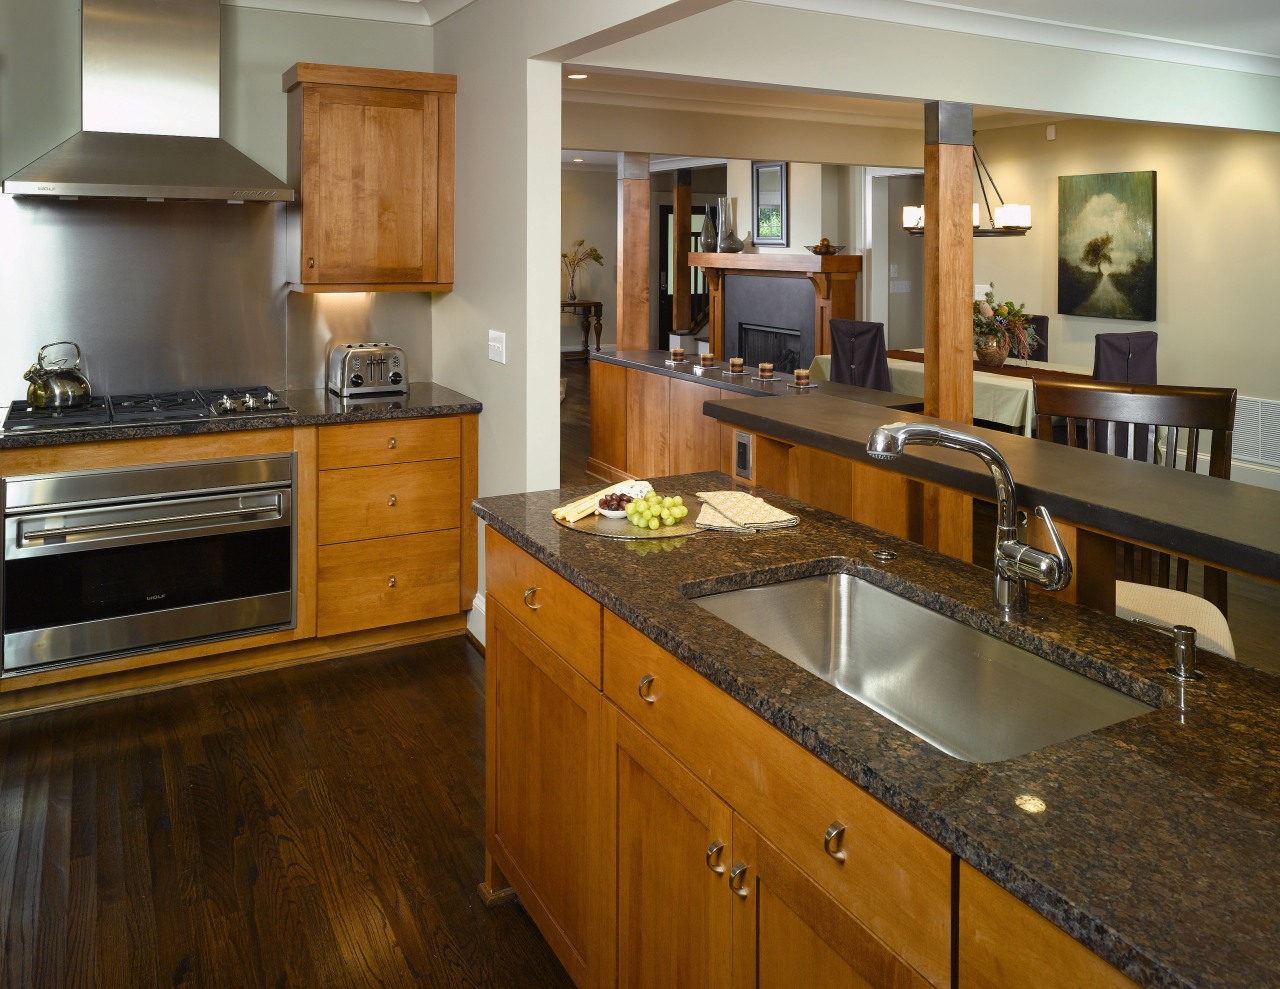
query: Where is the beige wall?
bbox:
[972,119,1280,401]
[561,168,619,351]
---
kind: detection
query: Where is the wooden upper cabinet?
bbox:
[283,63,455,292]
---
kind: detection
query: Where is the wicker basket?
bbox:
[975,336,1010,368]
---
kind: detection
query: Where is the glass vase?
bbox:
[566,268,577,302]
[716,195,744,253]
[700,204,718,253]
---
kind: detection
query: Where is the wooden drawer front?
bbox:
[318,460,459,545]
[603,612,952,989]
[486,529,601,687]
[317,529,459,637]
[959,864,1139,989]
[318,417,460,470]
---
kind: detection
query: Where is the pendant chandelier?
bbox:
[902,141,1031,237]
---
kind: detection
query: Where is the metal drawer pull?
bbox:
[728,862,749,898]
[705,840,726,874]
[388,494,397,507]
[638,674,656,703]
[388,575,397,588]
[823,821,848,862]
[388,437,397,449]
[523,587,541,610]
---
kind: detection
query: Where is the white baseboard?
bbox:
[468,593,486,646]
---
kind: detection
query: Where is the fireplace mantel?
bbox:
[689,252,862,359]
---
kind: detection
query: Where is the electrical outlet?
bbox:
[487,329,506,365]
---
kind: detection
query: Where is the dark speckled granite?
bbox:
[0,381,481,449]
[474,472,1280,989]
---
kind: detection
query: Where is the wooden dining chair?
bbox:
[1033,379,1238,654]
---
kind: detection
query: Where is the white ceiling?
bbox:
[225,0,1280,76]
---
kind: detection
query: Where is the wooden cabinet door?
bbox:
[730,819,932,989]
[959,863,1140,989]
[614,714,732,989]
[301,83,441,285]
[487,603,613,989]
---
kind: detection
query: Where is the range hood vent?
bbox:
[3,0,293,203]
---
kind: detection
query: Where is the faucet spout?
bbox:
[866,422,1071,618]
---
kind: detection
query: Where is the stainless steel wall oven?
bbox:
[2,455,296,674]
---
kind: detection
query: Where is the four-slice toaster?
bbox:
[327,343,408,398]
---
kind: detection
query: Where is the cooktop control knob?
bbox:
[216,395,235,413]
[262,391,278,406]
[241,394,258,411]
[350,373,364,388]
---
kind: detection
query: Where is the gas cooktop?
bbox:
[3,386,296,434]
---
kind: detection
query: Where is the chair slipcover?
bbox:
[829,320,891,391]
[1093,330,1158,384]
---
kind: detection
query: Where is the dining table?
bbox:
[810,349,1094,436]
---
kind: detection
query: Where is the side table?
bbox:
[560,300,603,360]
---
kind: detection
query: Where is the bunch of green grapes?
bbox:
[624,492,689,530]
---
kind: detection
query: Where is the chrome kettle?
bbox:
[24,341,93,409]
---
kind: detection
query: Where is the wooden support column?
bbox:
[672,169,692,335]
[617,152,651,351]
[922,101,975,560]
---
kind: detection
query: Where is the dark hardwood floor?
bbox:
[0,639,575,989]
[560,359,594,490]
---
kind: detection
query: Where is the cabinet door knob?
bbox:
[307,257,316,269]
[823,821,848,862]
[638,674,656,703]
[388,575,397,588]
[705,840,726,875]
[728,862,750,898]
[523,587,541,610]
[388,494,397,507]
[388,437,397,449]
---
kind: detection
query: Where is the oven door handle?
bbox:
[21,503,281,542]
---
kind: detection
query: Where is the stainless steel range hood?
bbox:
[3,0,293,202]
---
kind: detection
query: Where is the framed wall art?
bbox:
[751,161,788,247]
[1057,170,1156,321]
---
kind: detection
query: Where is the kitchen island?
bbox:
[474,474,1280,989]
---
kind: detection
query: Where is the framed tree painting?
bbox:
[1057,171,1156,321]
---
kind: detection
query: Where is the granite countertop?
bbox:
[591,349,925,409]
[0,381,482,449]
[704,391,1280,585]
[474,473,1280,989]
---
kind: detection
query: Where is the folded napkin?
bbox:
[695,490,799,532]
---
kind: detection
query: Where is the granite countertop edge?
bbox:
[0,382,482,449]
[474,474,1280,989]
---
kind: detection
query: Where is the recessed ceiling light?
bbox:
[572,158,585,163]
[566,73,588,80]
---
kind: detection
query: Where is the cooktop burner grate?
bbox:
[3,386,296,433]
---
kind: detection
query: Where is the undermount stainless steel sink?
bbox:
[688,573,1155,763]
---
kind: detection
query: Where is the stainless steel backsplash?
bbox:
[0,195,431,396]
[0,195,287,395]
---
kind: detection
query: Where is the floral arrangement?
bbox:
[973,284,1041,361]
[561,240,604,300]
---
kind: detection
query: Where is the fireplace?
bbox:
[739,323,802,372]
[722,273,815,370]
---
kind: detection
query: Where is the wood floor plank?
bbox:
[0,637,575,989]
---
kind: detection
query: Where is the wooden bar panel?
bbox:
[588,360,629,481]
[626,367,671,478]
[670,379,725,474]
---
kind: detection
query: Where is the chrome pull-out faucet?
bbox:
[866,422,1072,618]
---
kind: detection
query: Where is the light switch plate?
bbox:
[488,329,506,365]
